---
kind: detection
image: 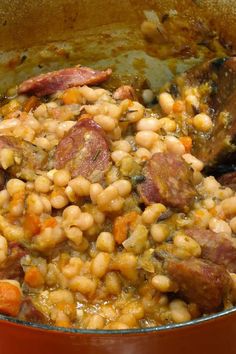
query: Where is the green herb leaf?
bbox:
[131,175,146,187]
[92,150,101,161]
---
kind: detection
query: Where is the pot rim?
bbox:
[0,306,235,334]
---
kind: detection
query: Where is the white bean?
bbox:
[135,131,159,149]
[0,235,7,264]
[112,140,131,153]
[142,89,155,104]
[182,154,204,171]
[94,115,116,132]
[209,217,232,235]
[193,113,213,132]
[111,151,130,164]
[112,180,132,197]
[165,136,185,155]
[136,117,160,132]
[170,300,191,323]
[159,92,174,114]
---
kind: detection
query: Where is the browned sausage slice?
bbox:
[55,118,111,182]
[0,242,27,281]
[0,170,5,191]
[113,85,137,101]
[19,298,46,323]
[167,257,232,312]
[185,228,236,273]
[18,65,112,97]
[138,152,196,210]
[218,171,236,190]
[0,136,48,181]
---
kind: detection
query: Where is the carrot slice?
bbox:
[180,136,192,153]
[24,266,45,288]
[56,320,71,328]
[0,281,22,316]
[113,211,139,244]
[41,217,57,231]
[62,87,81,105]
[23,213,41,238]
[9,191,25,211]
[173,100,185,113]
[23,96,40,112]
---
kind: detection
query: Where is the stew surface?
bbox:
[0,16,236,330]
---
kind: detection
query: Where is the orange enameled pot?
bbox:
[0,309,236,354]
[0,1,236,353]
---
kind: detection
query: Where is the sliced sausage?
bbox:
[167,257,232,312]
[0,170,5,191]
[138,152,196,210]
[19,298,46,323]
[0,136,48,181]
[0,242,27,281]
[113,85,137,101]
[185,228,236,273]
[218,171,236,190]
[0,135,18,152]
[55,117,111,182]
[18,65,112,97]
